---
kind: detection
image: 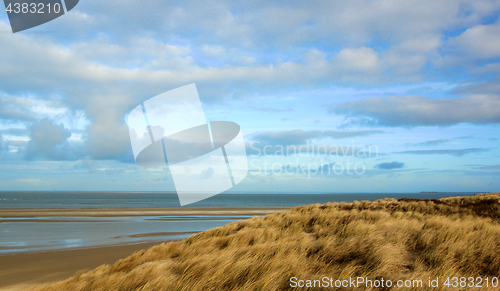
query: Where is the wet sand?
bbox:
[0,241,165,290]
[0,206,290,290]
[0,206,290,218]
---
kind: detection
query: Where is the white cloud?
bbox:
[21,0,498,52]
[382,51,427,78]
[25,118,77,160]
[395,35,441,54]
[334,47,379,73]
[1,0,500,163]
[0,95,69,124]
[330,94,500,127]
[451,21,500,59]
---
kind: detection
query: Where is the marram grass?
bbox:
[32,193,500,290]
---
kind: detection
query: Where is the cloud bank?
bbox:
[330,94,500,127]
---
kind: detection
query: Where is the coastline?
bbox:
[0,206,291,290]
[1,194,499,290]
[0,206,291,218]
[0,240,170,290]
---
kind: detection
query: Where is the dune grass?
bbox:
[32,193,500,290]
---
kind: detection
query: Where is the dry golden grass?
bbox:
[32,193,500,290]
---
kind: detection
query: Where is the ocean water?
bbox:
[0,215,250,254]
[0,191,484,208]
[0,192,485,254]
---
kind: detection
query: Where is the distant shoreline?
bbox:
[0,191,488,194]
[0,192,488,210]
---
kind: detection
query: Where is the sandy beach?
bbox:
[0,241,166,290]
[0,206,290,290]
[0,206,290,218]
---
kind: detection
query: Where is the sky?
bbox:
[0,0,499,193]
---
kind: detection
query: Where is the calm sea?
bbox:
[0,191,484,208]
[0,192,485,254]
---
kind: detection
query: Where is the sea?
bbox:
[0,191,485,254]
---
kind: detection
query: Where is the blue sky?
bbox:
[0,0,499,193]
